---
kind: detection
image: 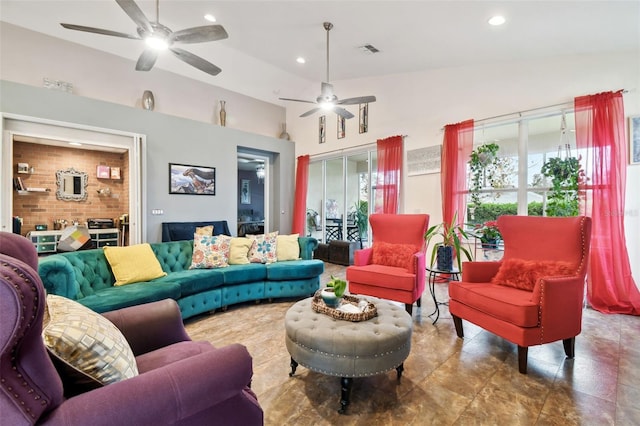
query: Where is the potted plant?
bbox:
[424,212,473,271]
[540,154,585,217]
[472,220,501,248]
[353,200,368,247]
[468,143,499,206]
[321,275,347,308]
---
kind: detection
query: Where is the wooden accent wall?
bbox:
[12,142,129,235]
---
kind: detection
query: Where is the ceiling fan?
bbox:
[279,22,376,119]
[60,0,228,76]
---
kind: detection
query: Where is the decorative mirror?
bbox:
[56,168,88,201]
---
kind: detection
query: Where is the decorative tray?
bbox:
[311,290,377,322]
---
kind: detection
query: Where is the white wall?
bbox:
[287,52,640,280]
[0,23,286,139]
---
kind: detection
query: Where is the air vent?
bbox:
[359,44,380,54]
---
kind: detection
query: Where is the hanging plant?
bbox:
[468,143,499,206]
[541,155,585,217]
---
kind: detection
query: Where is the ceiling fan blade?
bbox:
[116,0,152,33]
[135,49,158,71]
[279,97,317,105]
[170,25,228,44]
[300,108,321,118]
[170,47,222,76]
[336,96,377,105]
[334,107,355,120]
[60,23,140,40]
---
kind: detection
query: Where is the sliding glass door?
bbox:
[307,149,376,248]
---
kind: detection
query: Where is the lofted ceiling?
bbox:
[1,1,639,105]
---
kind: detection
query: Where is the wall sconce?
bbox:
[256,164,265,182]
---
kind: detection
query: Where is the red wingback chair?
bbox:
[449,215,592,374]
[346,214,429,314]
[0,232,263,425]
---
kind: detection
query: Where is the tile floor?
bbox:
[184,263,640,425]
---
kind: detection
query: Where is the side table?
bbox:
[426,267,459,324]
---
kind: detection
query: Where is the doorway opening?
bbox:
[236,149,270,237]
[2,115,144,244]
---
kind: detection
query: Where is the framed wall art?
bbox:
[169,163,216,195]
[319,115,326,144]
[359,103,369,134]
[337,115,345,139]
[630,115,640,165]
[110,167,121,180]
[240,179,251,204]
[407,145,442,176]
[96,165,110,179]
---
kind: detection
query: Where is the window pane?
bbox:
[468,123,519,224]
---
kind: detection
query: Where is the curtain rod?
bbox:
[448,89,628,128]
[308,135,408,159]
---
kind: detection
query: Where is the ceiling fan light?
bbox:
[256,164,265,180]
[320,101,334,111]
[145,36,168,50]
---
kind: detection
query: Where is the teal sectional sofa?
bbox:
[38,237,323,319]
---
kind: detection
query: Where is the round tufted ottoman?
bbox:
[285,296,412,413]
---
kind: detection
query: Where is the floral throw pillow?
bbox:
[189,234,232,269]
[247,231,279,264]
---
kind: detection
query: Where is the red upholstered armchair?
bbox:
[449,215,592,374]
[346,214,429,314]
[0,232,262,425]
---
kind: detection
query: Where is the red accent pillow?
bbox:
[372,242,420,270]
[492,258,576,291]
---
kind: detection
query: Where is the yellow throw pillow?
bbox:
[195,225,214,236]
[104,243,167,286]
[229,237,253,265]
[276,233,300,261]
[43,295,139,391]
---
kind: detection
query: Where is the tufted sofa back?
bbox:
[151,240,194,272]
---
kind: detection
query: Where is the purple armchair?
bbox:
[0,232,263,426]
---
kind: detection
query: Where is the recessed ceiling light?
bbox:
[488,15,506,26]
[204,14,216,22]
[296,57,306,64]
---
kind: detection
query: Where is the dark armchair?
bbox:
[0,231,263,425]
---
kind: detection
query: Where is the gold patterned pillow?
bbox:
[43,295,138,395]
[195,225,214,236]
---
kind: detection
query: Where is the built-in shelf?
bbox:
[16,188,50,195]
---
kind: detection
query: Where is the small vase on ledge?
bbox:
[142,90,155,111]
[279,123,290,140]
[219,100,227,126]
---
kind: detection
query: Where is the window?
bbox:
[467,111,579,225]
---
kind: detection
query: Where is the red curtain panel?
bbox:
[575,90,640,315]
[376,135,403,214]
[292,155,310,235]
[441,120,474,225]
